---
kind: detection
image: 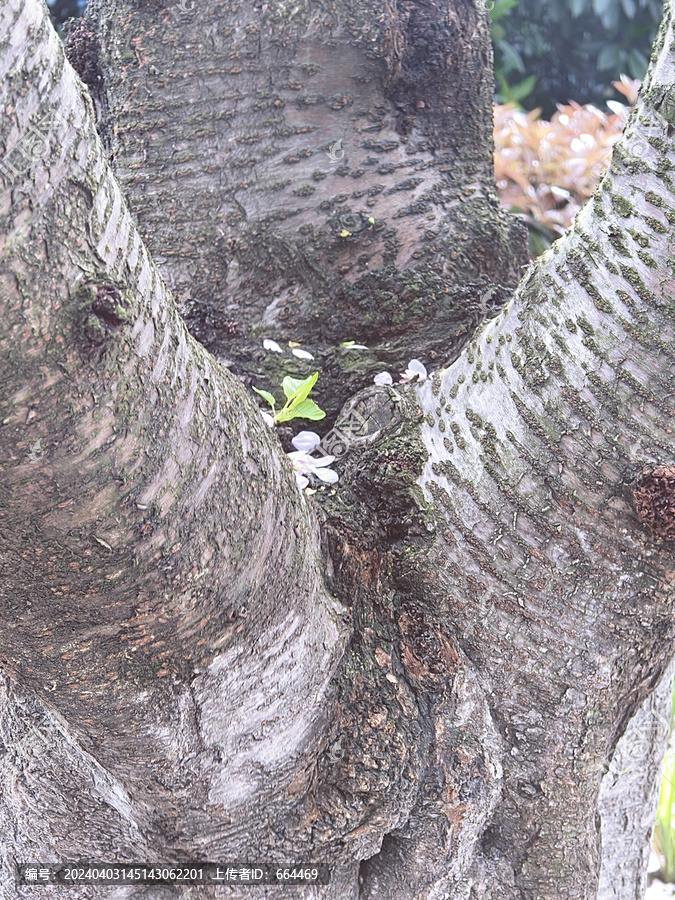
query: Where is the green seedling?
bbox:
[254,372,326,424]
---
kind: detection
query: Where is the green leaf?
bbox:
[285,399,326,421]
[497,39,525,75]
[490,0,518,21]
[282,371,318,404]
[340,229,352,237]
[598,1,620,29]
[509,75,537,103]
[627,47,648,79]
[281,376,304,399]
[597,43,622,71]
[367,217,375,224]
[528,229,553,259]
[490,21,506,41]
[253,387,276,408]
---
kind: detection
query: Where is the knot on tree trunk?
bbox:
[633,465,675,540]
[75,279,134,346]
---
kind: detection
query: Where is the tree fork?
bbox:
[78,0,528,426]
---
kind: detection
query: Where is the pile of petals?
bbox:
[287,431,339,491]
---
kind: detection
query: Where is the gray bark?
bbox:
[0,0,347,893]
[75,0,527,424]
[0,0,674,899]
[404,8,675,890]
[598,657,675,900]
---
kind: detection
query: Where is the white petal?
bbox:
[263,339,283,353]
[374,372,393,386]
[287,450,314,470]
[606,100,627,116]
[291,430,321,452]
[295,472,310,490]
[550,185,571,200]
[310,454,336,467]
[292,348,315,360]
[407,359,427,379]
[314,467,339,483]
[261,411,275,426]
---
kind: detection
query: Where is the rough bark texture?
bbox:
[0,0,347,894]
[597,657,675,900]
[75,0,528,425]
[400,11,675,891]
[1,0,674,899]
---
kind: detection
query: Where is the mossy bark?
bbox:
[395,10,675,893]
[0,1,347,892]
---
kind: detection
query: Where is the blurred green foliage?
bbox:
[490,0,662,112]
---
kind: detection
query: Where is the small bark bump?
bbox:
[75,280,134,346]
[633,464,675,539]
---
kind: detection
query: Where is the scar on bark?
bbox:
[75,280,134,346]
[633,465,675,540]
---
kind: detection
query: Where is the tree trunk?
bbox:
[74,0,527,425]
[1,0,674,899]
[597,655,675,900]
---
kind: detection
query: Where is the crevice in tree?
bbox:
[309,383,502,892]
[63,17,111,154]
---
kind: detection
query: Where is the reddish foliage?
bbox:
[494,76,641,250]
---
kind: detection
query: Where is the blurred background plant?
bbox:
[651,683,675,888]
[494,75,640,256]
[490,0,660,113]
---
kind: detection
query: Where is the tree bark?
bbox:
[597,656,675,900]
[1,0,674,899]
[74,0,527,425]
[0,0,348,892]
